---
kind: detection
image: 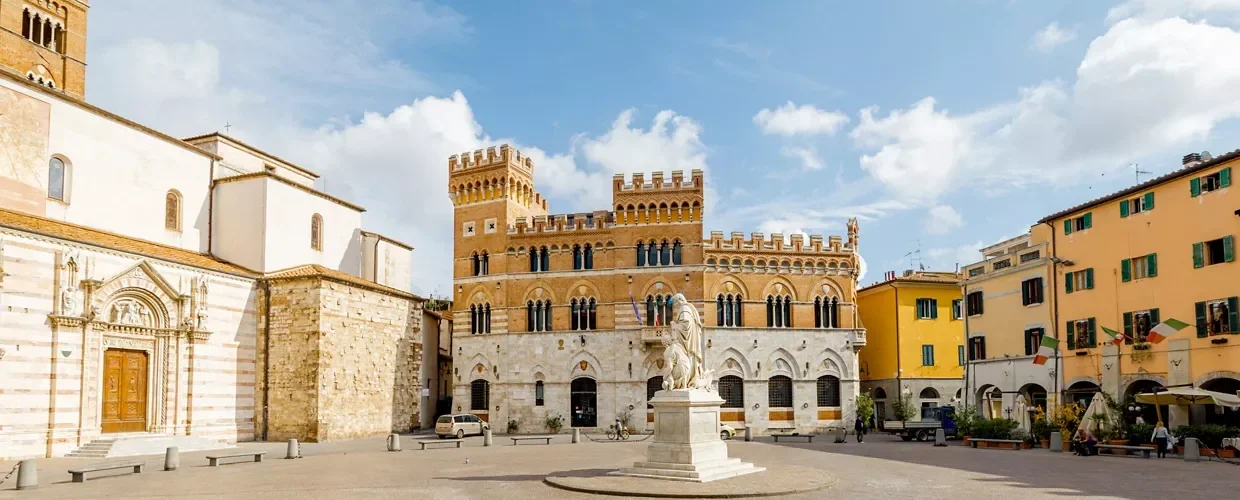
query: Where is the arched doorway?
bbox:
[1019,384,1048,412]
[1067,381,1100,408]
[872,387,887,428]
[570,377,597,428]
[1123,380,1168,425]
[1201,377,1240,427]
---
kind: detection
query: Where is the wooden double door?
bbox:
[102,349,148,433]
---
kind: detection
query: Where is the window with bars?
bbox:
[1019,251,1041,263]
[768,375,792,408]
[470,379,489,411]
[816,375,840,407]
[992,259,1011,270]
[647,376,664,409]
[719,375,744,409]
[535,381,544,406]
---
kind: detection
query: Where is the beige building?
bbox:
[0,5,429,459]
[449,148,866,435]
[961,234,1057,425]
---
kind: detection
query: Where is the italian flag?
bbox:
[1032,336,1058,365]
[1148,318,1190,344]
[1100,325,1126,346]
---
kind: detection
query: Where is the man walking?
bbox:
[854,415,866,443]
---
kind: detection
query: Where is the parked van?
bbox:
[436,414,490,439]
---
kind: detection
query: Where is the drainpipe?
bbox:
[260,280,272,441]
[208,160,215,255]
[893,283,902,404]
[963,284,971,409]
[1044,222,1062,405]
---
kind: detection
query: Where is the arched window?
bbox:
[31,14,41,45]
[783,296,792,327]
[717,295,725,326]
[636,242,646,266]
[484,304,491,333]
[647,376,664,409]
[22,10,31,40]
[540,246,550,272]
[535,381,545,406]
[647,241,658,267]
[672,240,682,265]
[470,304,477,334]
[163,190,182,231]
[660,240,671,265]
[817,375,841,407]
[583,244,594,269]
[588,298,597,330]
[42,19,52,47]
[573,244,583,270]
[768,375,793,408]
[47,157,66,201]
[528,300,552,332]
[310,214,323,251]
[471,252,481,276]
[646,296,656,326]
[767,295,792,328]
[469,303,490,334]
[527,301,535,331]
[733,294,743,326]
[470,379,490,411]
[815,297,839,328]
[571,299,580,330]
[719,375,744,408]
[530,248,539,272]
[481,251,489,275]
[920,387,940,400]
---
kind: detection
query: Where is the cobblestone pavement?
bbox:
[2,433,1235,499]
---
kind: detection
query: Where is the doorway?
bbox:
[102,349,148,433]
[570,377,597,427]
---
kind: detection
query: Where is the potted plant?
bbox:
[1030,408,1053,448]
[1047,402,1085,452]
[546,414,564,434]
[954,403,978,445]
[507,419,519,434]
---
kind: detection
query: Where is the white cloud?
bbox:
[753,102,850,136]
[925,205,964,235]
[1107,0,1240,25]
[927,241,985,269]
[1032,22,1077,52]
[780,146,825,170]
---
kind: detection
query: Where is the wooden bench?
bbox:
[970,439,1022,450]
[68,461,144,483]
[206,451,266,467]
[1096,444,1152,458]
[418,440,462,450]
[511,437,553,446]
[772,433,813,443]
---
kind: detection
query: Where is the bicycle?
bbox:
[605,421,631,440]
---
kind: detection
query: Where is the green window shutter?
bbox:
[1150,308,1160,326]
[1222,167,1232,188]
[1144,192,1154,210]
[1148,253,1158,277]
[1230,297,1240,334]
[1065,272,1074,294]
[1087,317,1097,347]
[1083,212,1092,229]
[931,299,939,319]
[1196,301,1208,338]
[1064,220,1072,235]
[1193,242,1205,268]
[1120,200,1130,218]
[1123,312,1134,344]
[1066,321,1076,350]
[1191,177,1202,197]
[1085,268,1095,289]
[958,345,965,366]
[1225,235,1235,262]
[1121,259,1131,282]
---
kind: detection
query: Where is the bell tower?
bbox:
[0,0,89,98]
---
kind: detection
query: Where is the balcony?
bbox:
[641,326,669,345]
[851,329,867,349]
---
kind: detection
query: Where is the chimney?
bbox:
[1183,152,1203,167]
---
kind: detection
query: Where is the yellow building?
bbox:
[961,234,1057,423]
[1037,150,1240,427]
[857,270,964,422]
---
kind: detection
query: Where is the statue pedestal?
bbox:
[612,389,763,483]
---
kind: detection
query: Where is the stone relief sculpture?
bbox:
[110,299,153,327]
[661,293,714,391]
[196,305,209,330]
[60,285,81,316]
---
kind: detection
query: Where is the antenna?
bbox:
[1132,163,1151,183]
[902,240,922,270]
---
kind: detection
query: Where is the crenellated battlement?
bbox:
[448,144,534,174]
[508,210,614,235]
[704,226,855,253]
[612,169,704,193]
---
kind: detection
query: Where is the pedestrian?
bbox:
[1135,415,1146,425]
[1151,421,1171,459]
[1073,428,1097,456]
[854,415,866,443]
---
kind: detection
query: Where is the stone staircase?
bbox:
[67,434,233,458]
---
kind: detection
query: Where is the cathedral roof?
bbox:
[0,208,259,278]
[265,264,423,301]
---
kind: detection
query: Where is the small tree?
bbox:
[891,393,917,422]
[954,403,980,437]
[855,393,876,426]
[507,419,519,434]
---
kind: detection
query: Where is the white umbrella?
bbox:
[1077,396,1108,434]
[1134,387,1240,408]
[1014,396,1030,430]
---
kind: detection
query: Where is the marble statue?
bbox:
[61,286,81,317]
[196,305,208,330]
[661,293,713,391]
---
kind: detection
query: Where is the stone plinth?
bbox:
[612,389,763,483]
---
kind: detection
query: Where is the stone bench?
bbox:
[419,440,462,450]
[1096,444,1152,458]
[970,439,1022,450]
[206,451,266,467]
[772,433,813,443]
[69,461,144,483]
[511,437,552,446]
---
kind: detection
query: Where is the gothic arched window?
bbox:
[672,240,682,265]
[573,244,583,270]
[164,190,182,231]
[636,242,646,266]
[583,244,594,270]
[310,214,323,251]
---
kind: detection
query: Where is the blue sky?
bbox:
[86,0,1240,295]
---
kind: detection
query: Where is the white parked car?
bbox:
[720,424,739,440]
[436,414,490,439]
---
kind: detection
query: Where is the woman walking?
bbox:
[1151,422,1171,458]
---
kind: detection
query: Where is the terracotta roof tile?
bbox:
[265,264,423,301]
[858,271,962,293]
[0,208,259,277]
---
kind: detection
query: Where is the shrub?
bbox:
[507,419,519,433]
[972,418,1019,440]
[1174,424,1240,448]
[1029,416,1055,441]
[890,393,917,422]
[1127,423,1154,445]
[546,414,564,433]
[954,404,980,437]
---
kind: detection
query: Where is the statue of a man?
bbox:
[661,293,714,391]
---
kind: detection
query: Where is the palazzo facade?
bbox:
[449,146,867,434]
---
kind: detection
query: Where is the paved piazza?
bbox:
[3,433,1235,499]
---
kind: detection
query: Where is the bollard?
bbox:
[1049,432,1062,452]
[934,428,947,447]
[572,428,580,444]
[285,439,300,459]
[834,427,846,443]
[483,429,493,447]
[744,426,752,442]
[164,446,180,471]
[387,433,402,452]
[1184,438,1200,462]
[15,459,37,490]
